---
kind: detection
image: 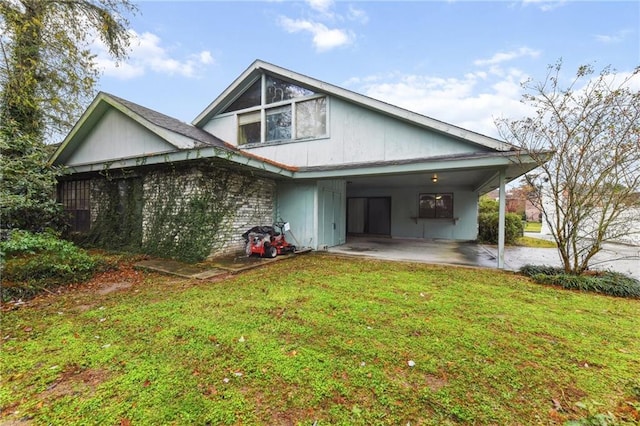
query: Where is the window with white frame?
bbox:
[224,74,327,145]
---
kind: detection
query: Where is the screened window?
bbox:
[57,180,91,232]
[419,193,453,219]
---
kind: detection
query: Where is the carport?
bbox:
[296,151,546,269]
[328,236,497,269]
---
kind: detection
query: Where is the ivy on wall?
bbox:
[83,176,144,251]
[73,160,270,263]
[141,161,261,262]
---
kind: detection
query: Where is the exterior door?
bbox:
[320,188,342,247]
[347,197,391,236]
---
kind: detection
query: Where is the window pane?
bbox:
[435,194,454,218]
[238,111,261,144]
[296,97,326,139]
[419,194,436,218]
[266,75,313,104]
[266,105,292,141]
[223,79,262,113]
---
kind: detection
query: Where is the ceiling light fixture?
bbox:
[431,173,438,183]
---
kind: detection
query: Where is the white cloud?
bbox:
[521,0,567,12]
[278,0,365,52]
[306,0,333,13]
[474,47,541,67]
[346,69,533,138]
[278,17,353,52]
[93,30,214,80]
[595,29,634,44]
[347,5,369,24]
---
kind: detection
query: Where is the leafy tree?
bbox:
[0,0,136,232]
[0,121,64,231]
[497,61,640,274]
[0,0,137,141]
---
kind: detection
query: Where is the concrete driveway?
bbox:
[328,235,640,279]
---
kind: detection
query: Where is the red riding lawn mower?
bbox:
[242,221,297,258]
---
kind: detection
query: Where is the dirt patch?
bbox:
[424,374,448,392]
[40,366,111,400]
[96,281,132,295]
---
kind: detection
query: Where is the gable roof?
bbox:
[50,92,298,177]
[193,59,515,152]
[50,92,230,166]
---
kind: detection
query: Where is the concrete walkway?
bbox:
[328,235,640,279]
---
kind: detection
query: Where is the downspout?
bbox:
[498,169,506,269]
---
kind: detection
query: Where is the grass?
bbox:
[525,222,543,233]
[2,254,639,425]
[515,235,557,248]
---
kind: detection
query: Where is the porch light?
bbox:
[431,174,438,183]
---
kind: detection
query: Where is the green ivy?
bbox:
[79,176,143,251]
[141,163,256,262]
[78,161,264,263]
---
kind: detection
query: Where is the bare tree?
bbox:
[497,61,640,274]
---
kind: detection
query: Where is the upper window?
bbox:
[296,98,327,139]
[265,76,313,104]
[223,79,262,113]
[226,73,327,145]
[266,105,292,141]
[238,111,261,145]
[419,193,454,219]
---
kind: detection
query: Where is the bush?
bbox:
[0,230,106,301]
[477,212,524,245]
[520,264,640,298]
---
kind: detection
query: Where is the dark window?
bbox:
[419,193,453,219]
[223,79,262,113]
[58,180,91,232]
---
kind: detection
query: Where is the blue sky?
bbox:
[94,0,639,138]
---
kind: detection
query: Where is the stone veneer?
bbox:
[86,160,276,258]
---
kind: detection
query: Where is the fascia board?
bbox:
[292,153,531,180]
[60,146,295,178]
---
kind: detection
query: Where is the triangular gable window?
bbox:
[265,76,314,104]
[223,79,262,113]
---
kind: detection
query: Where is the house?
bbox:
[50,60,542,264]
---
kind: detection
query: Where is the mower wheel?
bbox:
[264,245,277,258]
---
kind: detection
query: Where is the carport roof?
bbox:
[292,150,549,193]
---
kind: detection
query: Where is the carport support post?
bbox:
[498,169,506,269]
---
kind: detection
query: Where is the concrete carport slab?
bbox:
[328,236,640,280]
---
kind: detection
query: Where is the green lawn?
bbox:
[525,221,543,233]
[2,255,639,425]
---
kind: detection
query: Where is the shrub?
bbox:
[477,212,524,245]
[0,230,106,301]
[520,264,640,299]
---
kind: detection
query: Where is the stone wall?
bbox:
[83,160,276,260]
